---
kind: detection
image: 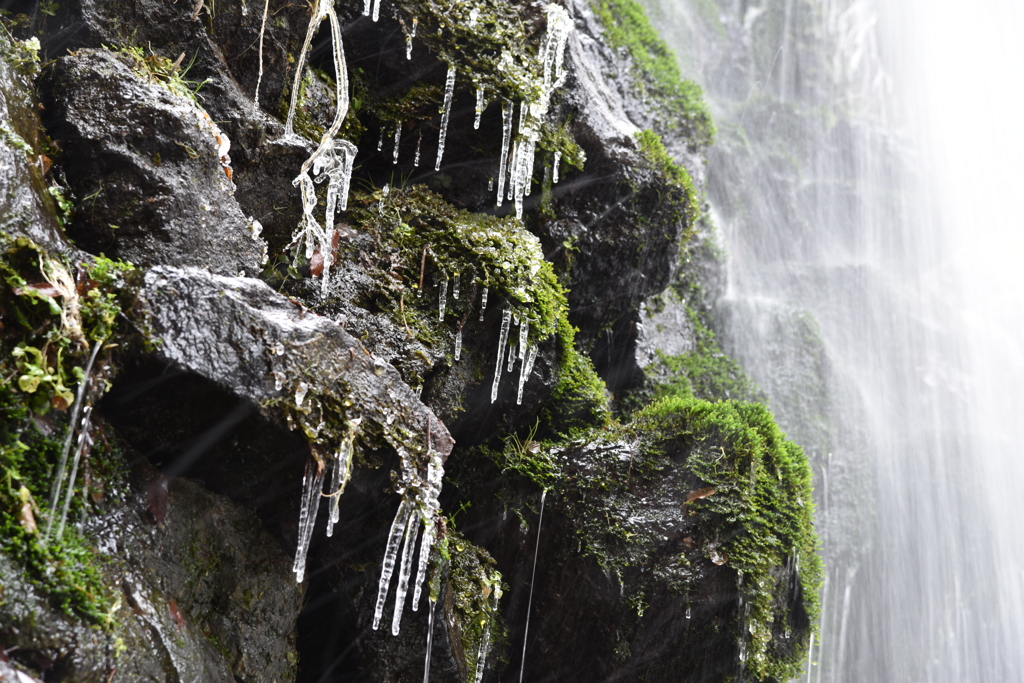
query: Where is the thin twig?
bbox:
[190,0,205,21]
[418,245,428,292]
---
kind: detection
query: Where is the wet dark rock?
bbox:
[0,32,68,254]
[38,49,265,276]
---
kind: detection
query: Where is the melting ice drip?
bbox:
[292,417,363,583]
[473,588,503,683]
[518,490,547,683]
[283,0,357,298]
[497,5,573,217]
[435,64,457,171]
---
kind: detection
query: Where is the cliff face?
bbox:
[0,1,818,681]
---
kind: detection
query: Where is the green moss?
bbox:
[541,316,611,439]
[649,306,763,404]
[346,185,568,346]
[444,529,506,680]
[635,129,700,225]
[0,235,134,625]
[636,396,822,680]
[593,0,715,148]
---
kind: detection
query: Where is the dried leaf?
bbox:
[686,486,716,503]
[168,599,185,629]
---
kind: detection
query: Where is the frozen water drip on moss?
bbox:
[517,344,537,405]
[474,86,485,130]
[497,102,513,207]
[326,418,362,537]
[295,381,309,408]
[474,590,502,683]
[492,309,512,402]
[438,277,448,321]
[373,499,413,629]
[423,597,437,683]
[405,17,417,60]
[45,339,102,543]
[455,327,463,361]
[415,132,422,166]
[518,318,528,360]
[372,0,381,22]
[391,511,422,635]
[552,150,561,184]
[479,286,488,321]
[293,457,326,583]
[453,273,460,299]
[362,0,371,15]
[393,123,402,164]
[284,1,355,296]
[378,129,384,151]
[435,64,456,171]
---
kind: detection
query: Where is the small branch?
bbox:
[190,0,204,21]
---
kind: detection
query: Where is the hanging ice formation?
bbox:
[405,17,417,60]
[479,286,489,321]
[371,434,444,635]
[292,456,326,583]
[552,150,561,184]
[492,309,512,402]
[503,5,573,218]
[473,589,502,683]
[496,101,514,207]
[393,123,402,164]
[44,339,103,543]
[517,344,537,405]
[422,596,437,683]
[283,0,356,297]
[435,64,457,171]
[474,85,486,130]
[326,418,362,537]
[414,132,422,166]
[453,273,461,299]
[372,0,382,22]
[438,277,448,321]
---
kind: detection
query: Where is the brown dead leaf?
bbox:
[168,599,185,629]
[686,486,716,503]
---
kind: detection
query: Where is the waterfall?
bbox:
[642,0,1024,680]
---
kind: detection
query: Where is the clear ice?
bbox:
[438,277,448,321]
[517,344,537,406]
[479,287,489,321]
[492,309,511,403]
[455,328,463,361]
[373,499,413,630]
[453,273,460,299]
[326,418,362,537]
[57,404,95,537]
[474,590,501,683]
[405,18,417,60]
[518,319,528,360]
[474,86,485,130]
[552,150,561,184]
[435,64,456,171]
[422,597,437,683]
[393,123,402,164]
[283,1,355,296]
[414,132,422,166]
[295,381,309,407]
[292,457,326,583]
[45,339,102,543]
[362,0,370,15]
[391,512,421,635]
[372,0,381,22]
[254,0,270,109]
[496,102,513,207]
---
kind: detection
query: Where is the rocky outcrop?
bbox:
[0,1,820,682]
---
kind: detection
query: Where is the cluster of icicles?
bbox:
[428,271,539,406]
[268,0,571,663]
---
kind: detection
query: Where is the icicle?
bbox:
[479,287,488,321]
[438,277,448,321]
[507,341,516,373]
[373,499,413,629]
[293,457,326,583]
[393,123,402,164]
[372,0,381,22]
[517,344,537,406]
[45,339,102,543]
[414,132,422,166]
[518,491,546,683]
[363,0,371,15]
[405,18,417,60]
[326,418,362,537]
[496,102,513,207]
[253,0,270,109]
[295,381,309,407]
[492,309,511,403]
[453,273,461,299]
[412,517,436,609]
[455,328,463,361]
[518,319,528,360]
[468,7,479,27]
[378,129,385,151]
[57,404,95,538]
[391,512,421,635]
[474,86,485,130]
[552,150,561,184]
[435,64,456,171]
[423,598,437,683]
[380,183,390,213]
[474,590,501,683]
[488,178,494,191]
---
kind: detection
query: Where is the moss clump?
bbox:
[593,0,715,148]
[649,306,763,404]
[444,529,507,681]
[635,396,822,680]
[0,235,134,624]
[635,129,700,225]
[347,184,568,345]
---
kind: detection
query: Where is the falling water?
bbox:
[517,490,545,683]
[642,0,1024,679]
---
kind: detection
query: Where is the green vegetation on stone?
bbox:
[635,129,700,224]
[593,0,715,148]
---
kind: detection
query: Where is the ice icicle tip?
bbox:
[414,133,422,166]
[373,499,414,629]
[435,64,457,171]
[363,0,371,15]
[553,150,562,184]
[393,123,402,164]
[496,102,513,207]
[455,327,463,361]
[438,277,448,321]
[372,0,381,22]
[492,309,512,403]
[480,286,489,321]
[391,512,421,635]
[474,86,485,130]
